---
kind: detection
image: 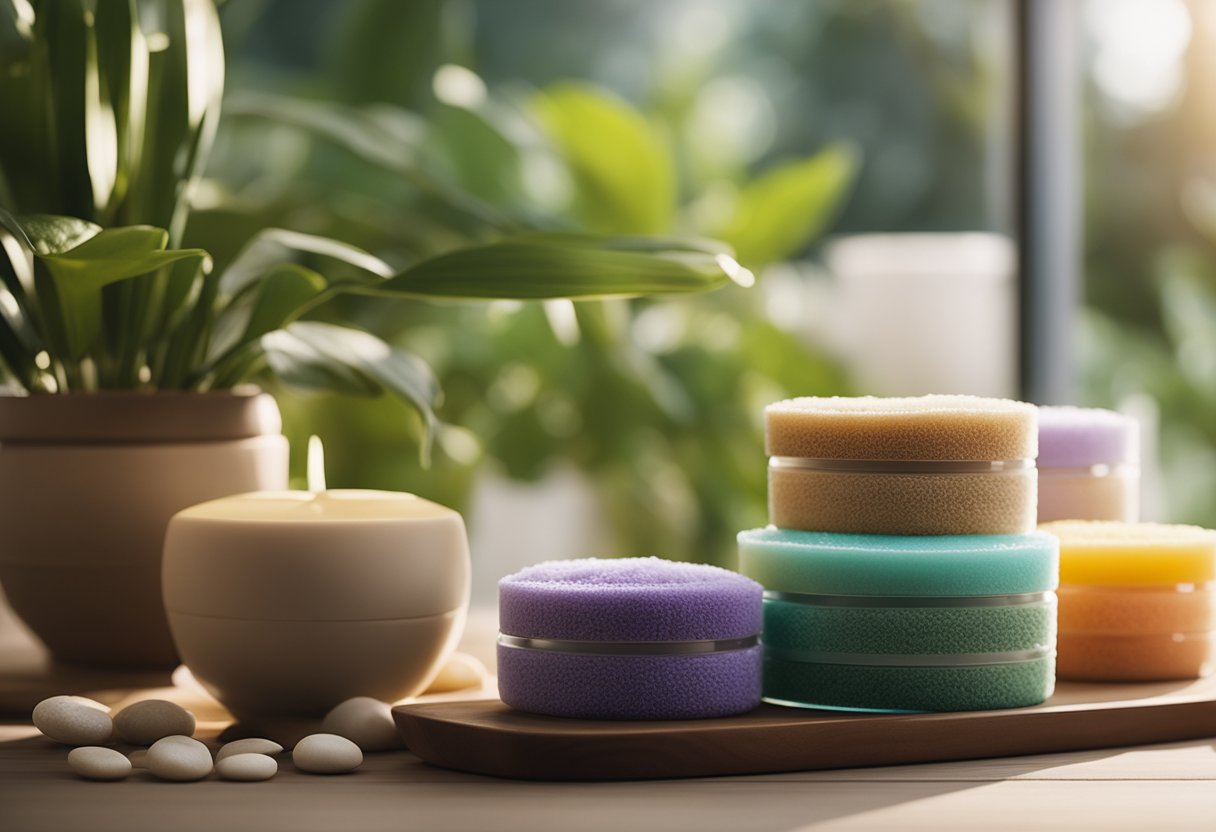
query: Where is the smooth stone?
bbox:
[128,749,147,768]
[32,696,113,746]
[216,753,278,782]
[321,698,402,752]
[145,736,213,781]
[292,733,362,774]
[216,738,284,761]
[425,652,487,694]
[112,699,196,746]
[68,746,132,781]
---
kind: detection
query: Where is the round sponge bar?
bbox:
[1042,521,1216,587]
[738,528,1059,597]
[762,596,1056,656]
[1038,406,1138,469]
[1057,632,1214,682]
[1057,585,1216,636]
[765,395,1037,461]
[497,644,762,720]
[768,465,1035,536]
[499,557,762,642]
[763,656,1055,713]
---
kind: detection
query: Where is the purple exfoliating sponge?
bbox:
[1038,406,1138,469]
[498,557,763,720]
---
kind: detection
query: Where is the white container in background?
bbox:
[827,233,1017,398]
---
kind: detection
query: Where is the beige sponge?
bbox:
[765,394,1037,461]
[769,466,1036,536]
[765,395,1038,535]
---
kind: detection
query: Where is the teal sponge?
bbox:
[762,596,1056,656]
[740,527,1058,712]
[764,656,1055,713]
[738,527,1059,596]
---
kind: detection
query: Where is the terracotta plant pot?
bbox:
[0,390,289,669]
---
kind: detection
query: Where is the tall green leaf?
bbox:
[533,83,675,235]
[37,226,209,358]
[379,238,744,300]
[713,144,859,267]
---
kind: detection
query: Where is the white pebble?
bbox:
[112,699,196,745]
[216,738,284,761]
[145,736,213,781]
[216,753,278,782]
[321,697,402,752]
[425,652,488,694]
[32,696,113,746]
[292,733,363,774]
[68,746,131,781]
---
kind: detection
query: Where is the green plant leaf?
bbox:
[261,322,441,462]
[515,231,735,257]
[209,263,327,364]
[533,83,675,235]
[7,213,101,255]
[714,143,859,267]
[379,239,742,300]
[219,228,392,298]
[37,225,209,358]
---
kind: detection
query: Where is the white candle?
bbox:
[162,488,470,724]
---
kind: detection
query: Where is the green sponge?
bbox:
[764,656,1055,713]
[738,527,1059,596]
[762,597,1056,656]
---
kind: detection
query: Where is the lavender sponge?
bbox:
[497,557,763,720]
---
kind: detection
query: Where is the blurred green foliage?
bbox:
[187,0,1012,565]
[1078,0,1216,527]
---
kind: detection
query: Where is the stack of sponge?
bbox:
[740,395,1059,712]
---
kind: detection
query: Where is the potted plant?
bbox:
[0,0,747,668]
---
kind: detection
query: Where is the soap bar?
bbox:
[765,395,1038,536]
[1057,632,1214,682]
[739,528,1058,713]
[739,528,1059,597]
[1037,407,1139,523]
[497,557,763,720]
[1044,521,1216,682]
[1043,521,1216,587]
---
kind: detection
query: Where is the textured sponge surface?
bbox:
[1057,585,1215,635]
[769,466,1035,536]
[499,557,762,642]
[762,597,1056,655]
[739,527,1059,596]
[763,656,1055,713]
[1042,521,1216,587]
[1057,632,1214,682]
[498,644,762,719]
[1037,406,1138,469]
[765,394,1037,461]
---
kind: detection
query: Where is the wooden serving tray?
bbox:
[392,676,1216,781]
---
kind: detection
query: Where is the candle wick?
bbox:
[307,435,327,493]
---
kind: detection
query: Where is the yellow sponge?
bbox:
[765,395,1037,461]
[1042,521,1216,587]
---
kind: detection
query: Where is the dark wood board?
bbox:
[392,676,1216,781]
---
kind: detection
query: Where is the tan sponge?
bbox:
[766,395,1038,536]
[765,394,1037,461]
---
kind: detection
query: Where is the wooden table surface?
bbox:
[3,601,1216,831]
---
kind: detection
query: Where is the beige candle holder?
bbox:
[163,490,470,723]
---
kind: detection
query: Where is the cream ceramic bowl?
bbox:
[163,490,470,723]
